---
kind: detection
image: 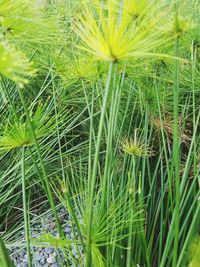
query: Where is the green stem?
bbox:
[86,62,113,267]
[17,86,64,238]
[28,147,47,193]
[177,199,200,267]
[126,156,135,267]
[52,73,65,182]
[0,237,15,267]
[191,42,197,175]
[21,147,32,267]
[172,7,180,267]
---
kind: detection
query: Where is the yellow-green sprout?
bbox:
[0,102,55,151]
[0,42,35,86]
[54,54,101,85]
[74,0,171,62]
[163,15,196,37]
[121,130,153,157]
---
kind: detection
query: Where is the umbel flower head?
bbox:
[0,42,35,87]
[0,0,58,44]
[121,130,153,157]
[171,15,195,36]
[122,0,149,22]
[0,102,55,151]
[74,0,170,62]
[53,53,100,85]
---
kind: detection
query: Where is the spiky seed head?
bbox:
[162,14,195,37]
[74,0,171,63]
[121,137,152,158]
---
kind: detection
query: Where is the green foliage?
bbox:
[189,237,200,267]
[0,237,15,267]
[0,102,56,150]
[0,42,35,86]
[0,0,199,267]
[0,0,59,43]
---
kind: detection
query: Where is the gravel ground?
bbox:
[8,207,81,267]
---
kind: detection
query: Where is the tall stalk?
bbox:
[86,62,113,267]
[172,7,180,267]
[126,156,135,267]
[21,147,32,267]
[191,42,197,175]
[17,87,64,238]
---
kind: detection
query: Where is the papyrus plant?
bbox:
[73,1,175,266]
[0,102,60,265]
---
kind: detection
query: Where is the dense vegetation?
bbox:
[0,0,199,266]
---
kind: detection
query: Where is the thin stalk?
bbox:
[82,83,95,193]
[155,83,173,207]
[126,156,135,267]
[63,190,86,251]
[172,7,180,267]
[17,86,64,238]
[101,67,119,206]
[103,69,119,264]
[191,42,197,174]
[86,62,113,267]
[177,200,200,267]
[21,147,32,267]
[52,73,65,182]
[28,147,47,194]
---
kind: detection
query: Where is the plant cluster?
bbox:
[0,1,199,267]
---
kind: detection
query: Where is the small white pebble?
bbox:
[47,255,56,264]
